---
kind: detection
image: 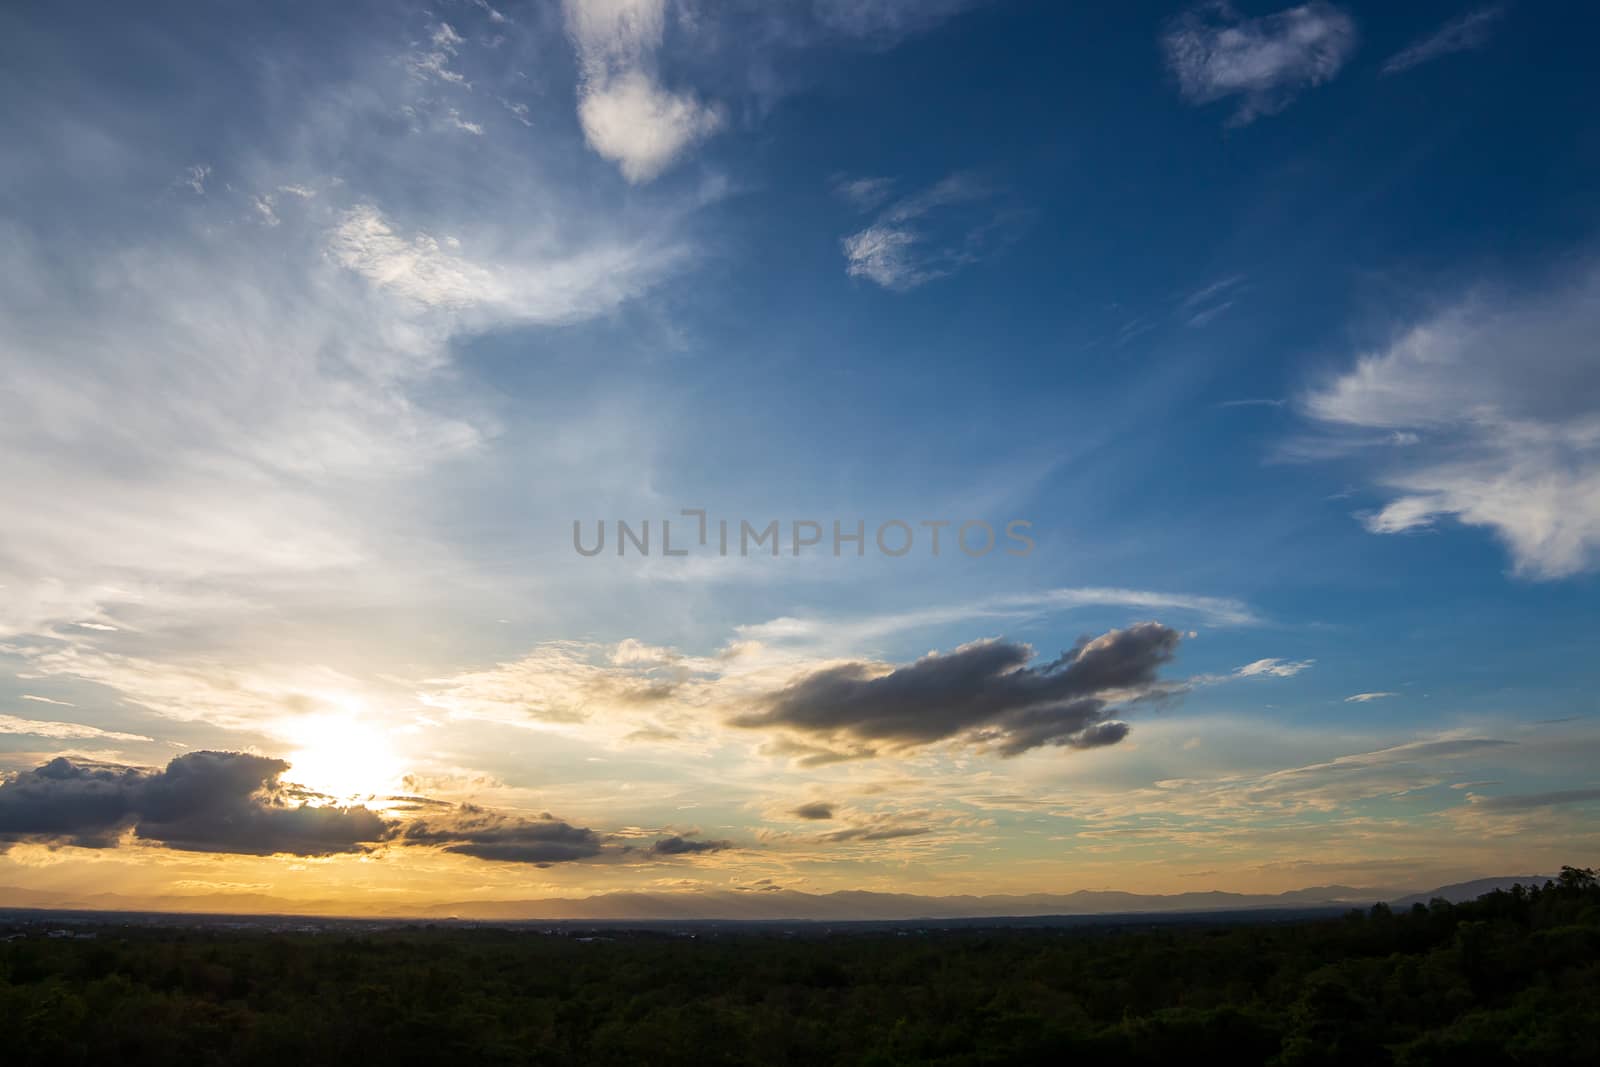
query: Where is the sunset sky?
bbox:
[2,0,1598,913]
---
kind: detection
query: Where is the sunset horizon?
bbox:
[4,0,1597,926]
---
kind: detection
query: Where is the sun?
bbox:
[282,713,405,802]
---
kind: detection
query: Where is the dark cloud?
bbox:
[395,803,604,866]
[732,623,1180,757]
[0,758,147,848]
[820,824,931,843]
[0,753,613,866]
[792,802,835,820]
[0,752,386,856]
[649,834,735,856]
[737,878,785,893]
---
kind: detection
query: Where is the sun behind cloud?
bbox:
[284,713,406,802]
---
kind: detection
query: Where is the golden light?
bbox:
[282,712,406,803]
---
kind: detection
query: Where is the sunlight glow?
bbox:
[283,712,405,802]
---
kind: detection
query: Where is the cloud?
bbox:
[1183,274,1245,327]
[649,834,735,855]
[18,694,74,707]
[404,21,470,87]
[179,164,210,195]
[1235,657,1314,678]
[1301,267,1600,578]
[0,752,624,866]
[563,0,724,183]
[791,801,835,820]
[1130,735,1518,818]
[819,822,931,843]
[737,586,1258,658]
[1469,787,1600,813]
[840,173,1015,291]
[419,640,691,729]
[1162,2,1357,126]
[732,623,1181,757]
[0,9,695,648]
[1382,6,1505,75]
[0,715,152,743]
[394,803,604,865]
[0,752,387,855]
[329,204,680,323]
[833,175,895,211]
[812,0,987,44]
[1346,691,1397,703]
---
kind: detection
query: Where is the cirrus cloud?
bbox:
[1161,1,1357,126]
[1301,266,1600,579]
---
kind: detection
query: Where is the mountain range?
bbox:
[0,876,1555,922]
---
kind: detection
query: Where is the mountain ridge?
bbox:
[0,875,1557,922]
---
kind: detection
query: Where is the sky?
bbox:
[1,0,1598,913]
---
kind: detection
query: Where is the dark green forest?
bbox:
[3,869,1598,1066]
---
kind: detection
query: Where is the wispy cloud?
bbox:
[1236,658,1314,678]
[1346,691,1397,703]
[328,204,679,321]
[812,0,988,45]
[1301,266,1600,579]
[1219,397,1286,409]
[19,694,74,707]
[404,21,470,87]
[840,173,1016,291]
[1382,5,1506,75]
[0,715,152,743]
[1183,274,1245,328]
[178,163,210,195]
[1468,787,1600,813]
[0,7,699,653]
[832,175,896,211]
[1162,2,1358,126]
[738,586,1262,652]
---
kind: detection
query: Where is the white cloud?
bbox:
[1302,269,1600,579]
[563,0,724,183]
[840,173,1006,291]
[432,22,466,53]
[736,586,1260,657]
[841,225,925,289]
[1162,2,1357,126]
[832,175,895,211]
[404,49,468,87]
[1235,657,1314,678]
[179,164,210,195]
[0,714,152,743]
[1346,692,1397,703]
[500,98,532,126]
[329,203,681,324]
[445,109,485,135]
[0,12,697,651]
[1382,6,1505,75]
[474,1,509,25]
[575,71,724,182]
[19,695,75,707]
[252,194,280,226]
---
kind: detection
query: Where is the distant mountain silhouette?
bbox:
[1390,875,1553,909]
[1,874,1557,922]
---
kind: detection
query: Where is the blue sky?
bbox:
[0,0,1597,909]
